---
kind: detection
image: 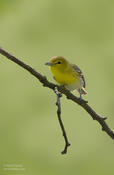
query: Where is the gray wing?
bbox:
[72,64,86,88]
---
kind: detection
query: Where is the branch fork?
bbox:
[54,87,70,154]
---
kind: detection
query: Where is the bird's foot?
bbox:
[78,97,88,103]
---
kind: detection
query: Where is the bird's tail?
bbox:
[81,87,88,95]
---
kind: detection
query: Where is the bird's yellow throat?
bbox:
[50,66,78,85]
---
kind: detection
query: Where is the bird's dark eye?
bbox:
[57,61,61,64]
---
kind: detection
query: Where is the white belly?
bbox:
[65,77,84,91]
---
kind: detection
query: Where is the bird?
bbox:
[45,56,87,99]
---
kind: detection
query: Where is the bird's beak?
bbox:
[45,62,54,66]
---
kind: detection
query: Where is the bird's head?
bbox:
[45,56,69,72]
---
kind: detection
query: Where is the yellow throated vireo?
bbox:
[45,56,87,99]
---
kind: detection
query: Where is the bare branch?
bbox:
[0,47,114,153]
[54,87,70,154]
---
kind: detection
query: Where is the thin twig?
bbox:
[0,47,114,150]
[54,87,70,154]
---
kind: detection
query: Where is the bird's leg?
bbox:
[80,92,82,100]
[78,89,88,103]
[78,89,82,100]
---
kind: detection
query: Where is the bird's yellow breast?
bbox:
[50,66,79,85]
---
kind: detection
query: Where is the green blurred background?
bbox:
[0,0,114,174]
